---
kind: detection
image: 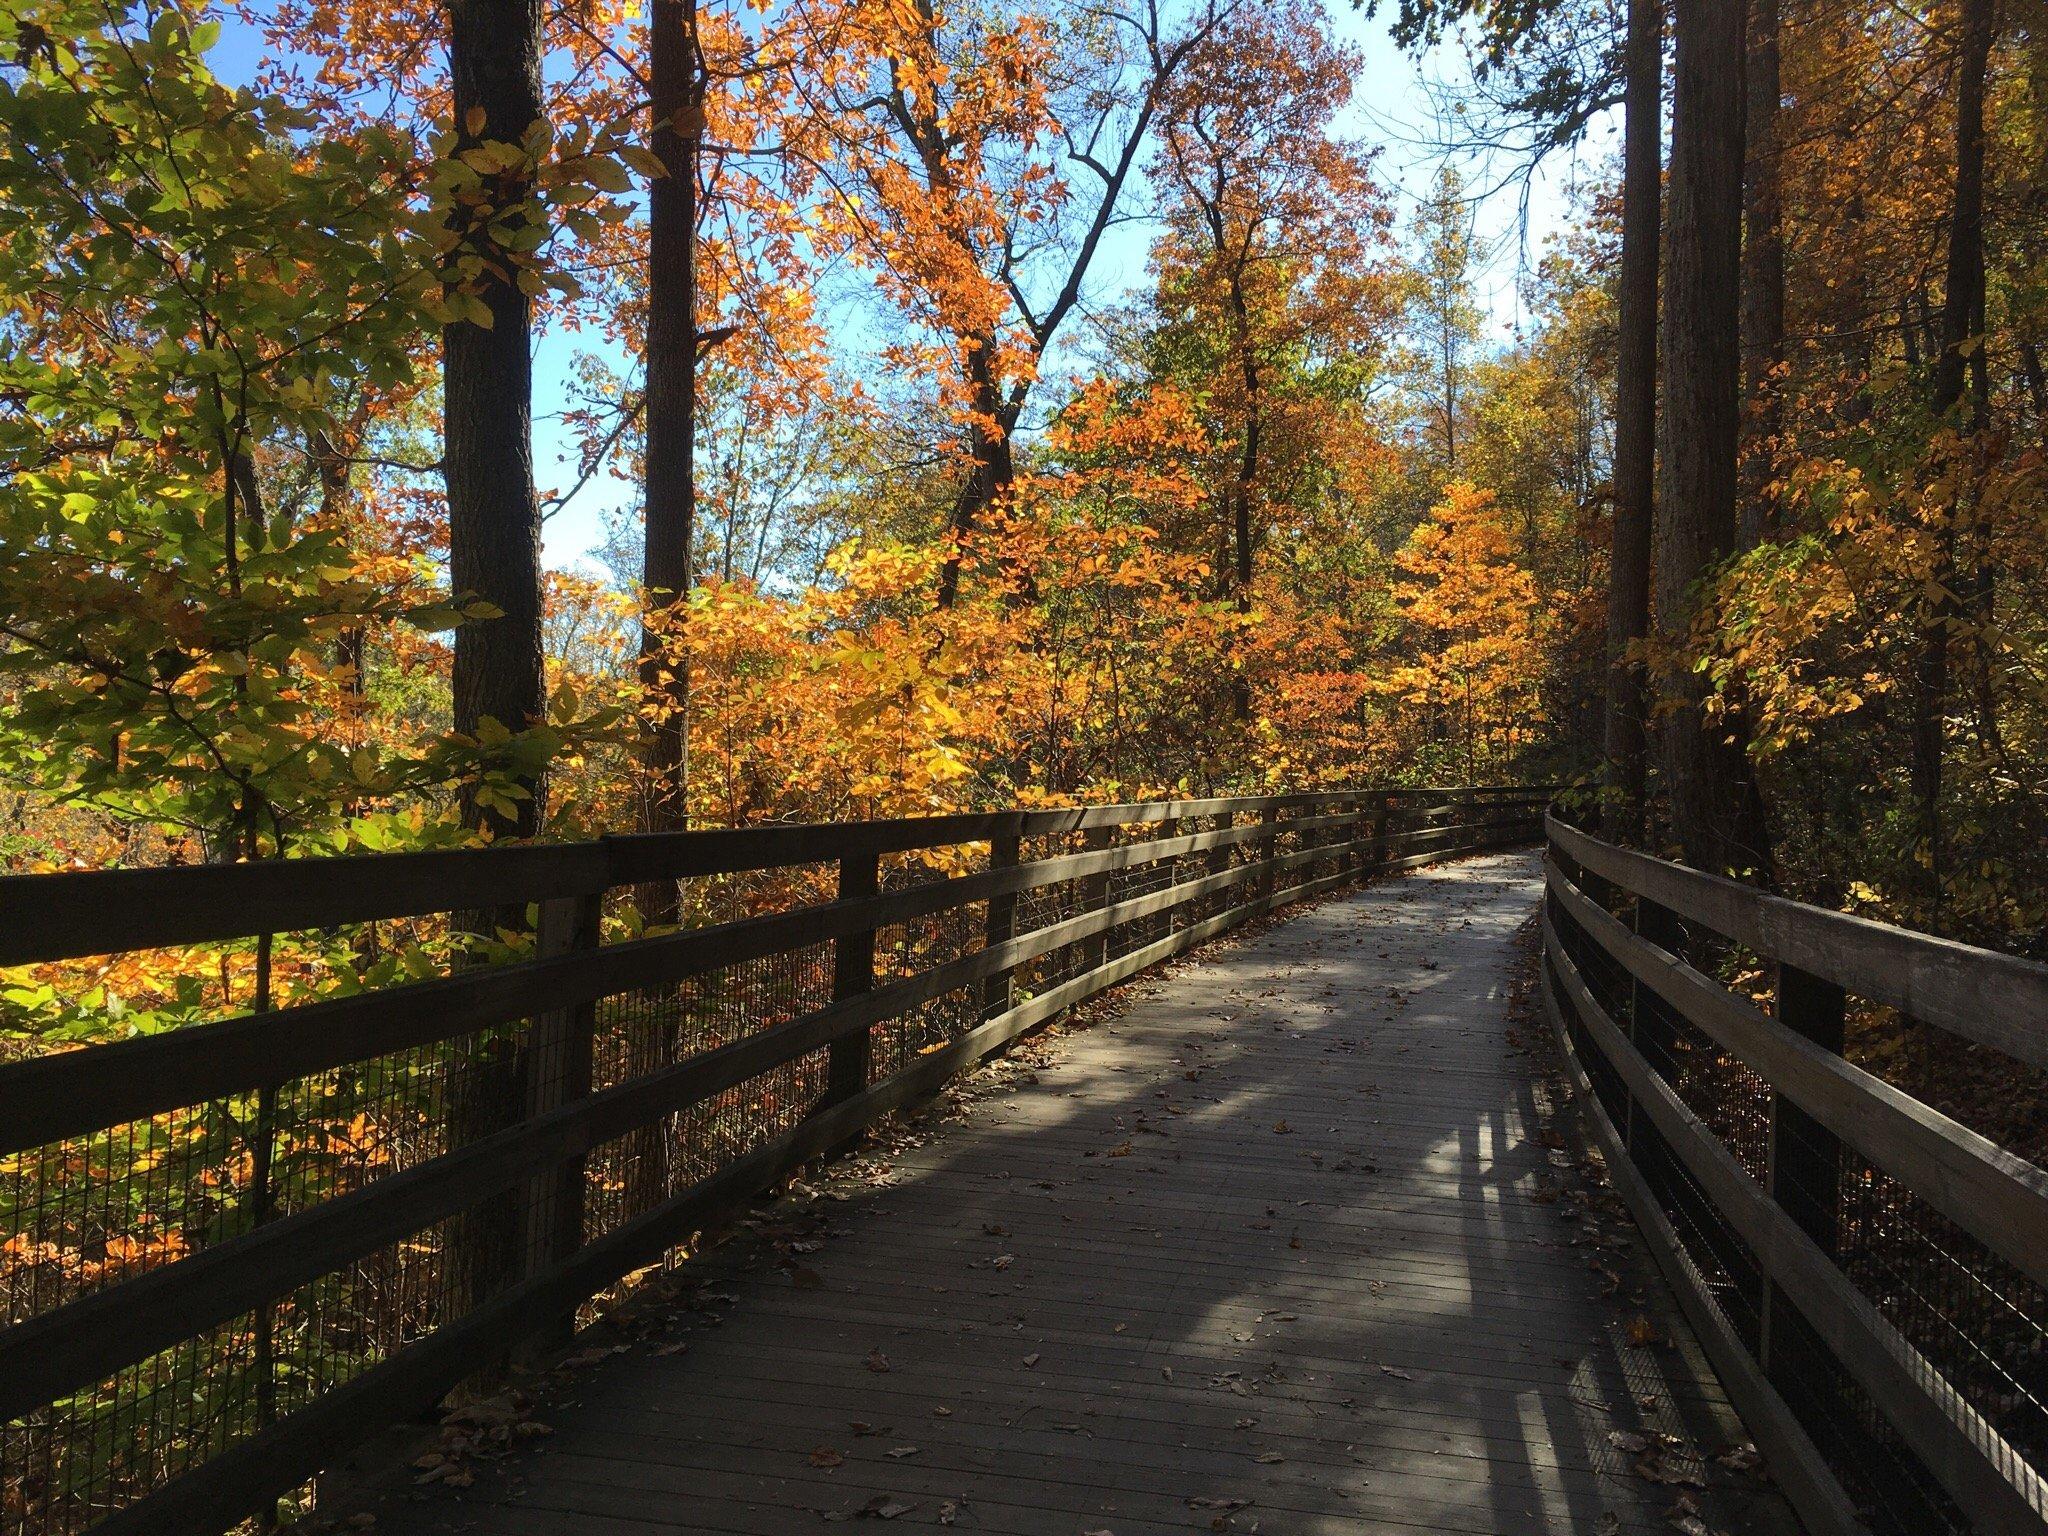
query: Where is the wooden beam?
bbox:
[1548,813,2048,1070]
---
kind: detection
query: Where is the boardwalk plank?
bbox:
[365,853,1800,1536]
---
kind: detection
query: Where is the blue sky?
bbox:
[212,4,1613,572]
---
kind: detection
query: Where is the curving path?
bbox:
[365,852,1799,1536]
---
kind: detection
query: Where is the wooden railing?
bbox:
[0,785,1547,1536]
[1542,813,2048,1536]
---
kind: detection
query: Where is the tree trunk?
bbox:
[640,0,701,861]
[1602,0,1662,843]
[1656,0,1769,875]
[441,0,547,1335]
[1913,0,1994,913]
[1738,0,1785,548]
[1229,273,1259,723]
[445,0,546,843]
[934,341,1016,609]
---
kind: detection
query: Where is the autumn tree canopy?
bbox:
[2,0,2043,945]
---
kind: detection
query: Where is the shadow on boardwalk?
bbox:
[358,852,1801,1536]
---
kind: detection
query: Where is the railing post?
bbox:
[1158,813,1181,939]
[1762,964,1846,1371]
[1447,787,1472,855]
[1079,823,1112,973]
[520,890,601,1349]
[1371,793,1393,875]
[982,825,1021,1022]
[825,852,880,1111]
[1258,803,1279,903]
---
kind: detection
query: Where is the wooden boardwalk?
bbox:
[366,852,1798,1536]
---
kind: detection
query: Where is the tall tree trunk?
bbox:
[1914,0,1994,913]
[1602,0,1663,842]
[640,0,702,856]
[1231,342,1259,723]
[1739,0,1785,548]
[445,0,546,842]
[1656,0,1769,875]
[441,0,547,1334]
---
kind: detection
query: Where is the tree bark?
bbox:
[640,0,702,855]
[1229,275,1259,722]
[441,0,547,1335]
[1913,0,1994,912]
[445,0,547,842]
[934,342,1016,609]
[1602,0,1662,842]
[1656,0,1769,875]
[1738,0,1785,548]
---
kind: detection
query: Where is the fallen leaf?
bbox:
[1715,1443,1762,1473]
[823,1494,917,1521]
[865,1349,892,1373]
[810,1446,846,1469]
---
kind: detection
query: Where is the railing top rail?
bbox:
[0,787,1556,967]
[1546,812,2048,1069]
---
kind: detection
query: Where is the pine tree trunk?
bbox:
[1656,0,1769,875]
[1602,0,1662,842]
[1738,0,1785,548]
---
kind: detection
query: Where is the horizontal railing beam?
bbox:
[1547,813,2048,1069]
[1544,856,2048,1294]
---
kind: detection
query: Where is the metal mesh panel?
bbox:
[1831,1138,2048,1470]
[869,855,982,1080]
[5,1306,264,1534]
[1764,1298,1967,1536]
[1011,828,1093,996]
[585,940,836,1254]
[1103,826,1184,961]
[0,1020,491,1536]
[1546,914,1766,1354]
